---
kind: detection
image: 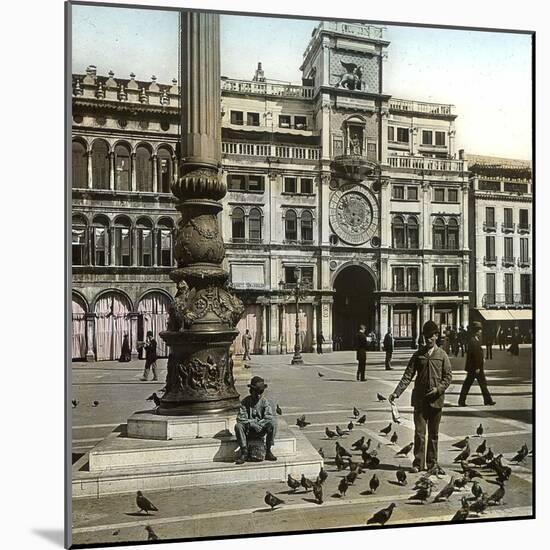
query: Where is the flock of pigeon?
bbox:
[266,398,532,526]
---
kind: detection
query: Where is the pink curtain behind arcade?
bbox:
[94,293,131,361]
[72,299,86,359]
[137,292,171,357]
[284,304,313,353]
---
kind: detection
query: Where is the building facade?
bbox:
[72,21,472,360]
[466,154,533,339]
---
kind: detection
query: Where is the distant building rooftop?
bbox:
[466,153,531,181]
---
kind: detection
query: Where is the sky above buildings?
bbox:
[71,4,532,160]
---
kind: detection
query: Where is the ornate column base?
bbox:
[159,329,240,416]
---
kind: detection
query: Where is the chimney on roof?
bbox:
[86,65,97,77]
[253,62,265,82]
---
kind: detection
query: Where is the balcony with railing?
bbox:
[483,221,497,232]
[389,98,455,116]
[502,256,515,267]
[221,78,314,99]
[501,222,515,233]
[482,293,532,308]
[433,285,460,292]
[388,156,466,172]
[483,256,497,266]
[518,257,531,268]
[222,141,320,161]
[518,223,531,234]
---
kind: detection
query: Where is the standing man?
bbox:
[355,324,368,382]
[141,330,158,381]
[316,331,325,354]
[234,376,277,464]
[383,329,394,371]
[458,322,496,406]
[457,326,466,357]
[242,328,252,361]
[389,321,452,473]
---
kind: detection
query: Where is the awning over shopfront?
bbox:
[477,309,532,321]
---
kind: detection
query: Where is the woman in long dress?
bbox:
[119,332,131,362]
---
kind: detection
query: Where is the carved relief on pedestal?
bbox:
[175,214,225,265]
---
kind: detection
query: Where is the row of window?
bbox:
[230,110,308,130]
[484,207,530,230]
[485,237,530,263]
[391,216,460,250]
[485,273,532,304]
[231,208,314,243]
[72,217,174,267]
[72,139,174,192]
[388,126,447,146]
[392,266,460,292]
[392,186,458,202]
[228,174,314,194]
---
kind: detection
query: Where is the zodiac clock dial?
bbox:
[329,183,379,245]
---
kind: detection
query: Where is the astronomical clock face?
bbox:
[329,183,379,245]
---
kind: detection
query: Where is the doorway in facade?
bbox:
[333,265,376,351]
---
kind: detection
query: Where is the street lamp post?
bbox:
[291,267,304,365]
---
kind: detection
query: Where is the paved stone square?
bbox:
[71,346,533,546]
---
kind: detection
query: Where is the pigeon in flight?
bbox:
[377,393,386,401]
[396,442,414,457]
[287,474,301,492]
[318,372,325,378]
[92,400,100,407]
[276,404,283,415]
[264,491,285,510]
[136,491,158,515]
[366,503,396,525]
[296,417,311,429]
[380,423,392,435]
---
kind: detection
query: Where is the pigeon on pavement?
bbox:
[318,467,328,484]
[357,414,367,424]
[487,483,505,505]
[145,525,159,540]
[346,470,358,485]
[408,485,432,504]
[347,421,354,432]
[396,468,408,486]
[352,436,365,450]
[469,495,489,515]
[366,503,396,525]
[353,407,360,418]
[92,400,99,407]
[146,393,161,407]
[318,372,325,378]
[369,473,380,493]
[301,474,314,492]
[336,442,352,457]
[453,445,471,463]
[451,499,470,522]
[390,431,398,445]
[136,491,158,515]
[336,425,347,437]
[476,424,484,437]
[276,404,283,415]
[433,477,455,502]
[287,474,301,492]
[396,442,414,457]
[452,436,469,449]
[313,481,323,504]
[264,491,285,510]
[377,393,387,401]
[380,423,392,435]
[72,399,78,408]
[296,417,311,428]
[318,447,325,458]
[325,427,337,439]
[338,477,350,496]
[475,440,487,455]
[471,481,483,499]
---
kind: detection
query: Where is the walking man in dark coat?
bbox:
[355,324,368,381]
[389,320,452,472]
[458,321,496,406]
[141,331,158,381]
[316,331,325,354]
[484,324,494,360]
[383,329,394,370]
